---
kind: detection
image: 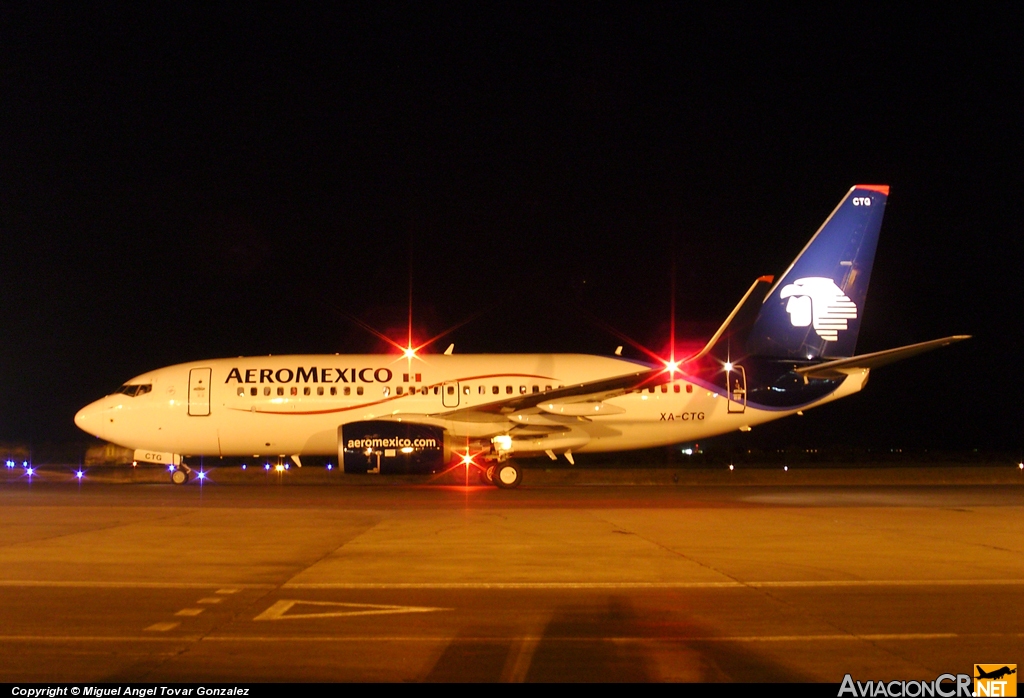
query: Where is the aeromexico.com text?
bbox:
[225,367,393,384]
[346,437,438,450]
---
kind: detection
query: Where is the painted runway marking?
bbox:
[175,608,204,617]
[216,588,240,594]
[143,622,180,632]
[197,597,223,604]
[254,599,452,621]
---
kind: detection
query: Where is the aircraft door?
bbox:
[188,368,212,416]
[442,381,460,408]
[726,365,747,414]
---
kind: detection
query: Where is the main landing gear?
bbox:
[476,461,522,488]
[493,461,522,489]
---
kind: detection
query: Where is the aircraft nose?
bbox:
[74,401,104,438]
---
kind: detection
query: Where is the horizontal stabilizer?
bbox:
[795,335,970,379]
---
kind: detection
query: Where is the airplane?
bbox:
[976,667,1016,681]
[74,185,968,488]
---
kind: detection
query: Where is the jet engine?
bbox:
[338,421,450,474]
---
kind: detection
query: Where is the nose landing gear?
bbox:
[170,465,192,485]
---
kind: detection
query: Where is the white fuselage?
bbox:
[74,353,867,460]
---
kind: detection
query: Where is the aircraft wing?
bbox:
[431,366,663,422]
[795,335,970,379]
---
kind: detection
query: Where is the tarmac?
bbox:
[0,464,1021,682]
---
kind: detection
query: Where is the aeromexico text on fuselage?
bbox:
[224,367,397,384]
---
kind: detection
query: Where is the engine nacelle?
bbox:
[338,421,450,474]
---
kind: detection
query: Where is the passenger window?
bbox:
[506,386,513,394]
[396,386,403,395]
[648,387,655,393]
[303,387,310,396]
[317,387,324,396]
[519,386,527,394]
[478,386,484,394]
[264,387,271,396]
[463,386,470,395]
[330,387,337,396]
[291,387,298,396]
[237,387,244,396]
[492,386,499,395]
[447,386,455,395]
[545,385,552,391]
[674,384,680,393]
[383,387,390,397]
[250,387,257,396]
[661,385,668,393]
[686,384,693,393]
[343,387,350,396]
[356,386,364,396]
[408,386,416,395]
[531,386,539,394]
[433,387,439,395]
[277,387,284,396]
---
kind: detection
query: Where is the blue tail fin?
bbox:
[747,185,889,359]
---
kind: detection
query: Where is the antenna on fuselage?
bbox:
[444,344,454,355]
[614,346,623,356]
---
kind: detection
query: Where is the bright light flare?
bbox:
[275,464,285,472]
[724,361,733,372]
[403,346,417,359]
[167,464,176,472]
[75,470,85,479]
[25,467,35,476]
[197,470,207,481]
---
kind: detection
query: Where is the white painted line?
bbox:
[254,599,452,621]
[216,588,240,594]
[1,578,1022,591]
[175,608,204,617]
[197,598,223,604]
[2,632,1020,644]
[0,580,274,589]
[281,579,1024,590]
[144,622,180,632]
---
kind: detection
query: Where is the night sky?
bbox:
[2,4,1021,452]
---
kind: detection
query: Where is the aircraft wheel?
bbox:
[494,462,522,489]
[478,464,496,485]
[170,468,190,485]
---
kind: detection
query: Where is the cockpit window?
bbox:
[116,384,152,397]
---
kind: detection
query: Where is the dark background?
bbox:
[1,3,1020,454]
